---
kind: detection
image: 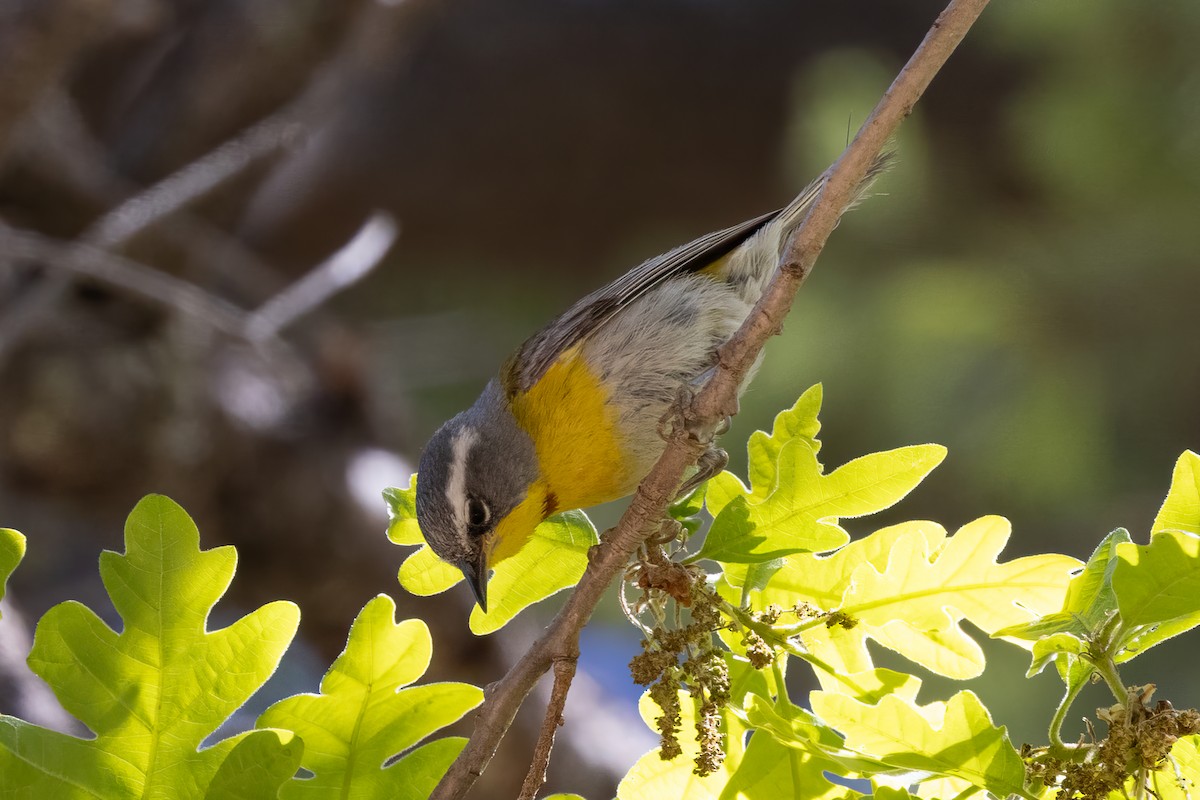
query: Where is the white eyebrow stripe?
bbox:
[446,427,478,532]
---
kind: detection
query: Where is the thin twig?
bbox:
[430,1,991,796]
[517,657,578,800]
[0,104,298,360]
[84,114,300,250]
[0,222,252,337]
[245,212,399,342]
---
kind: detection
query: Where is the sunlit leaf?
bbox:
[1152,451,1200,536]
[469,510,597,634]
[810,690,1026,799]
[1144,735,1200,800]
[384,475,424,546]
[0,527,24,613]
[204,730,304,800]
[698,441,946,564]
[260,595,481,799]
[398,545,463,596]
[706,384,825,518]
[1112,529,1200,657]
[741,518,1078,680]
[0,495,300,798]
[720,729,849,800]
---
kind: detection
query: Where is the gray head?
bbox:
[415,380,540,611]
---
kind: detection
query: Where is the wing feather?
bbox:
[506,208,780,392]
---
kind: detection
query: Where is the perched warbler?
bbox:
[416,159,887,610]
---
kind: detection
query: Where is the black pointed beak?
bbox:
[461,557,488,613]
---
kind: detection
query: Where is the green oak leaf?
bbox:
[385,479,599,634]
[1143,735,1200,800]
[259,594,482,799]
[0,527,24,613]
[705,383,825,518]
[468,510,597,634]
[733,517,1078,681]
[697,440,946,564]
[204,729,304,800]
[720,728,850,800]
[1152,451,1200,535]
[1112,529,1200,658]
[810,690,1026,799]
[995,529,1126,679]
[0,494,300,799]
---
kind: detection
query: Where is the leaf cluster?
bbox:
[0,496,481,799]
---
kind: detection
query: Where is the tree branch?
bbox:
[431,0,992,796]
[517,657,578,800]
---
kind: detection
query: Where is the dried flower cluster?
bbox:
[628,575,732,775]
[1026,685,1200,800]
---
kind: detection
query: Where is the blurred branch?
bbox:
[0,221,252,336]
[84,115,302,250]
[0,100,299,361]
[430,0,993,796]
[245,212,398,342]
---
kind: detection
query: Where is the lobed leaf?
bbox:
[810,690,1026,799]
[698,441,946,565]
[1112,529,1200,656]
[259,594,482,799]
[736,517,1078,680]
[0,494,300,799]
[719,730,849,800]
[705,383,825,518]
[1152,451,1200,536]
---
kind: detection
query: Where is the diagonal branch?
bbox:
[430,0,993,797]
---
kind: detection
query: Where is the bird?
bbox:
[415,157,889,612]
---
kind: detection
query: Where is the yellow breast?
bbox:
[508,344,631,514]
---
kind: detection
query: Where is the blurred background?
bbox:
[0,0,1197,796]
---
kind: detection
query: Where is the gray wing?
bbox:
[508,208,780,393]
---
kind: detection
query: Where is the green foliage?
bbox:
[385,476,599,634]
[616,389,1200,800]
[0,495,302,799]
[698,385,946,564]
[0,495,480,800]
[1,402,1197,800]
[258,595,482,798]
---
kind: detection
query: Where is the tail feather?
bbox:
[776,150,896,234]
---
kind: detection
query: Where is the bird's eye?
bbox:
[466,497,490,529]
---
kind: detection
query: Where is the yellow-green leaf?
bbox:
[1152,451,1200,536]
[706,385,825,518]
[1112,529,1200,656]
[259,595,481,798]
[699,442,946,564]
[469,510,597,635]
[810,690,1026,799]
[0,495,300,799]
[384,475,423,546]
[399,545,463,596]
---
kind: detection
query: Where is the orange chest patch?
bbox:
[508,345,631,513]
